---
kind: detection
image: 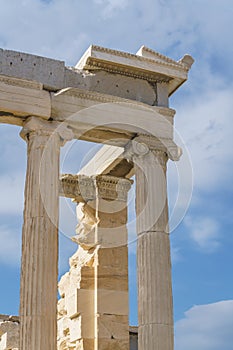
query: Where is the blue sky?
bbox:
[0,0,233,349]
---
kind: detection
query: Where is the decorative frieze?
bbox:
[60,174,132,202]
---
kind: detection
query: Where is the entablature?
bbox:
[0,76,176,148]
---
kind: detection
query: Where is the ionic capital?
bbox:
[125,134,182,163]
[20,116,73,145]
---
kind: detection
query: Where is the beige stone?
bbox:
[97,290,128,315]
[0,321,19,350]
[97,315,129,340]
[76,45,192,95]
[97,338,129,350]
[19,117,73,350]
[0,44,193,350]
[135,147,174,350]
[0,77,50,123]
[69,317,82,343]
[57,176,131,350]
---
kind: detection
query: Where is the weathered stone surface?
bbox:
[0,320,19,350]
[97,338,129,350]
[57,245,95,350]
[51,89,175,141]
[134,146,174,350]
[0,44,193,350]
[76,45,192,96]
[20,118,72,350]
[0,76,51,124]
[0,48,65,90]
[57,176,131,350]
[97,315,129,339]
[69,317,82,343]
[71,70,157,105]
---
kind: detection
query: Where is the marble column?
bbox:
[94,176,132,350]
[132,135,179,350]
[67,175,132,350]
[19,117,73,350]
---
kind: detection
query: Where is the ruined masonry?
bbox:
[0,45,193,350]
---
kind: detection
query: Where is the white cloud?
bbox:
[184,216,220,252]
[94,0,129,18]
[175,300,233,350]
[174,81,233,196]
[0,0,231,68]
[0,225,21,266]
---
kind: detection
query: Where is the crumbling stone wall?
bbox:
[0,315,19,350]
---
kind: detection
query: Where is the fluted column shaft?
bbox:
[19,117,72,350]
[134,146,174,350]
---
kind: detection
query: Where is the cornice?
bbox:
[137,46,186,68]
[76,45,194,95]
[90,45,189,73]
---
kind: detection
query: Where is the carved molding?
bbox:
[54,87,176,118]
[54,87,128,103]
[84,45,190,75]
[92,45,189,70]
[86,59,171,83]
[60,174,95,202]
[95,175,132,201]
[60,174,133,203]
[0,75,43,90]
[137,45,188,68]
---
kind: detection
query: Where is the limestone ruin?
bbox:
[0,45,193,350]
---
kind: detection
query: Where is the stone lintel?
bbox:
[0,74,175,145]
[60,174,132,202]
[51,88,175,143]
[0,75,51,124]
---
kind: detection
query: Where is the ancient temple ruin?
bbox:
[0,45,193,350]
